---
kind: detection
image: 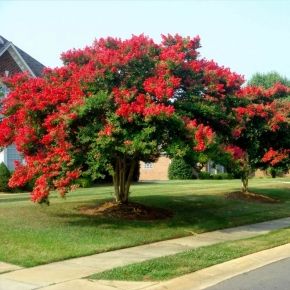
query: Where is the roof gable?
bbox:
[0,35,45,77]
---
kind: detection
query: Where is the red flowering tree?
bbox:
[0,34,246,204]
[225,84,290,193]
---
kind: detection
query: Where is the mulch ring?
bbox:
[226,191,280,203]
[78,201,173,220]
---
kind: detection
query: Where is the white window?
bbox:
[144,162,153,169]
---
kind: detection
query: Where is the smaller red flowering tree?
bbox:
[226,84,290,193]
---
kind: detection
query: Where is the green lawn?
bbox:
[0,178,289,267]
[91,227,290,281]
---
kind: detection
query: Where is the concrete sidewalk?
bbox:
[0,262,22,274]
[1,217,290,290]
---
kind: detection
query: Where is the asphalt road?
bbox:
[207,257,290,290]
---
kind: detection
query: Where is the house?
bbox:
[139,156,225,181]
[0,35,45,170]
[139,156,289,181]
[140,156,171,180]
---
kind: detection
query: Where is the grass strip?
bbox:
[90,227,290,281]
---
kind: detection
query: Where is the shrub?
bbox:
[199,172,234,179]
[198,172,213,179]
[268,167,286,178]
[75,177,93,188]
[168,158,193,180]
[212,173,234,180]
[0,162,11,192]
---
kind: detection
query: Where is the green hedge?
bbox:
[75,177,93,188]
[0,162,11,192]
[168,158,193,180]
[199,172,234,180]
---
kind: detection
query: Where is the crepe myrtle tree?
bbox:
[0,34,246,204]
[223,84,290,193]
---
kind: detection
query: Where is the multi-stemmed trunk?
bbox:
[240,153,251,194]
[241,173,249,193]
[112,157,136,204]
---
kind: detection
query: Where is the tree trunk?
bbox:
[241,173,249,193]
[113,157,136,205]
[240,153,251,194]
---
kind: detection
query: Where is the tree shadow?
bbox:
[51,188,289,233]
[249,187,290,202]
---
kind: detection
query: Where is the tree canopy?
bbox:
[0,34,289,203]
[225,84,290,191]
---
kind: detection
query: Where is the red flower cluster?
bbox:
[234,104,269,120]
[203,60,244,98]
[194,124,214,151]
[99,124,114,136]
[143,75,181,100]
[182,117,214,152]
[114,89,175,121]
[261,148,289,166]
[233,82,289,155]
[160,34,200,63]
[237,83,290,100]
[224,145,245,160]
[264,82,290,98]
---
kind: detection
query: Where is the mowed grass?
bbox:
[0,178,289,267]
[91,227,290,281]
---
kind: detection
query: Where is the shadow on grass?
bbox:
[250,187,290,202]
[50,188,289,234]
[0,196,30,203]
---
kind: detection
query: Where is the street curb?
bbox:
[144,243,290,290]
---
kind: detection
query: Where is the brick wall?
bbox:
[139,156,171,180]
[255,169,290,178]
[0,50,21,77]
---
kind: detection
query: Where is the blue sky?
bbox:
[1,0,290,80]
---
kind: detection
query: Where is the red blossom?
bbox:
[261,148,289,166]
[193,124,214,152]
[224,145,245,160]
[143,75,181,100]
[99,124,114,136]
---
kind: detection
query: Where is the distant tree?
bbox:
[0,162,11,192]
[248,71,290,90]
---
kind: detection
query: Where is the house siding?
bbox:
[6,144,22,171]
[0,84,22,171]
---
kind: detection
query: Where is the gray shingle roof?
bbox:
[0,35,45,76]
[0,35,10,54]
